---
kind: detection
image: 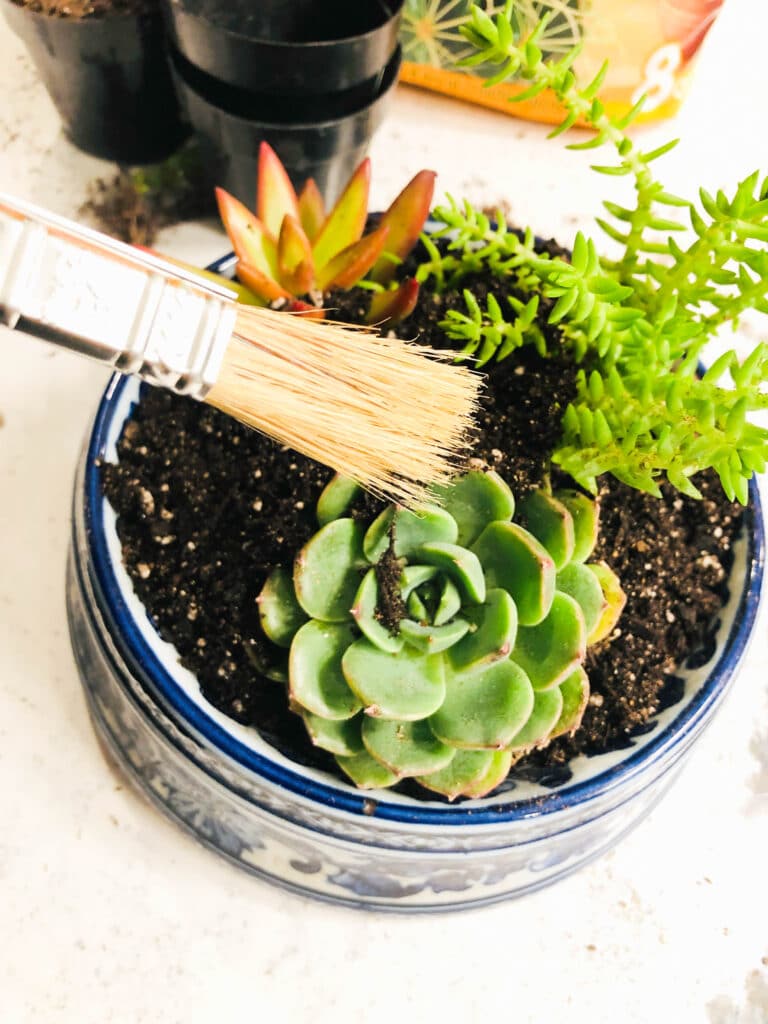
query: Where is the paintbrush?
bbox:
[0,194,480,506]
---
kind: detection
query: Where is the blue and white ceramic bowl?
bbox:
[67,370,765,912]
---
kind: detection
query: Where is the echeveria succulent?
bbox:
[257,471,625,799]
[216,142,435,326]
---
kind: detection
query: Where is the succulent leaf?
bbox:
[289,621,362,719]
[430,659,534,750]
[294,518,365,621]
[258,566,308,647]
[416,542,486,604]
[298,178,326,242]
[303,711,365,756]
[236,260,292,303]
[351,569,404,654]
[399,617,471,653]
[407,589,430,621]
[316,222,391,291]
[461,749,514,798]
[342,640,446,720]
[512,592,587,690]
[586,561,627,643]
[555,489,600,563]
[434,577,462,626]
[362,718,455,776]
[336,749,401,789]
[517,490,575,570]
[245,641,288,683]
[277,214,315,295]
[448,587,517,673]
[418,749,497,800]
[216,188,279,280]
[365,279,421,327]
[431,470,515,547]
[257,141,300,239]
[508,687,564,750]
[401,564,439,597]
[550,667,590,738]
[369,170,437,284]
[312,158,371,270]
[556,561,606,636]
[316,474,363,526]
[364,504,458,562]
[284,298,324,319]
[472,521,556,625]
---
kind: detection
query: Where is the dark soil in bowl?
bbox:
[100,253,745,795]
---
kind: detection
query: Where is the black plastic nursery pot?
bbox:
[162,0,403,98]
[170,44,402,207]
[3,0,188,164]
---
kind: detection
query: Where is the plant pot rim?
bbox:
[165,0,405,49]
[2,0,155,22]
[170,43,402,131]
[83,324,766,828]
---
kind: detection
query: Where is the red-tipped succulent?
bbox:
[216,142,436,327]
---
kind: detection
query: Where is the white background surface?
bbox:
[1,3,767,1021]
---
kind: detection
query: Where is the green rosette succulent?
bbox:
[257,471,625,799]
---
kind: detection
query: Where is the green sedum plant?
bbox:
[414,1,768,505]
[257,470,624,798]
[216,141,435,327]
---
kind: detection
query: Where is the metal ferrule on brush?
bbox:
[0,193,238,399]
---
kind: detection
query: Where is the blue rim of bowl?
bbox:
[83,260,766,827]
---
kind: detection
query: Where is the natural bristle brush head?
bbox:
[1,190,481,506]
[206,304,482,508]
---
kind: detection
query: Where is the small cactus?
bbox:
[216,142,436,327]
[257,471,625,799]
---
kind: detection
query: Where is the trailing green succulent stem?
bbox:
[419,1,768,504]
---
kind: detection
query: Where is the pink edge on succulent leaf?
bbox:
[311,158,371,272]
[365,278,421,328]
[317,222,391,291]
[369,170,437,285]
[285,298,325,320]
[236,260,293,303]
[298,178,326,242]
[277,214,316,295]
[256,141,300,239]
[216,187,279,280]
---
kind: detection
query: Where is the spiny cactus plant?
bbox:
[401,0,583,72]
[215,142,435,326]
[257,470,624,798]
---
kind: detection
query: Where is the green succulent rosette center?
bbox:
[257,470,625,800]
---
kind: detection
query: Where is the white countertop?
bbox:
[1,4,767,1021]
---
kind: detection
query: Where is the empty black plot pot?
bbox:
[162,0,403,98]
[170,44,402,207]
[3,0,188,164]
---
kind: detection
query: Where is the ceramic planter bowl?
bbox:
[2,0,188,164]
[162,0,403,98]
[66,359,764,912]
[169,44,401,206]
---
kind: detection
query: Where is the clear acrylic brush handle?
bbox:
[0,193,238,398]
